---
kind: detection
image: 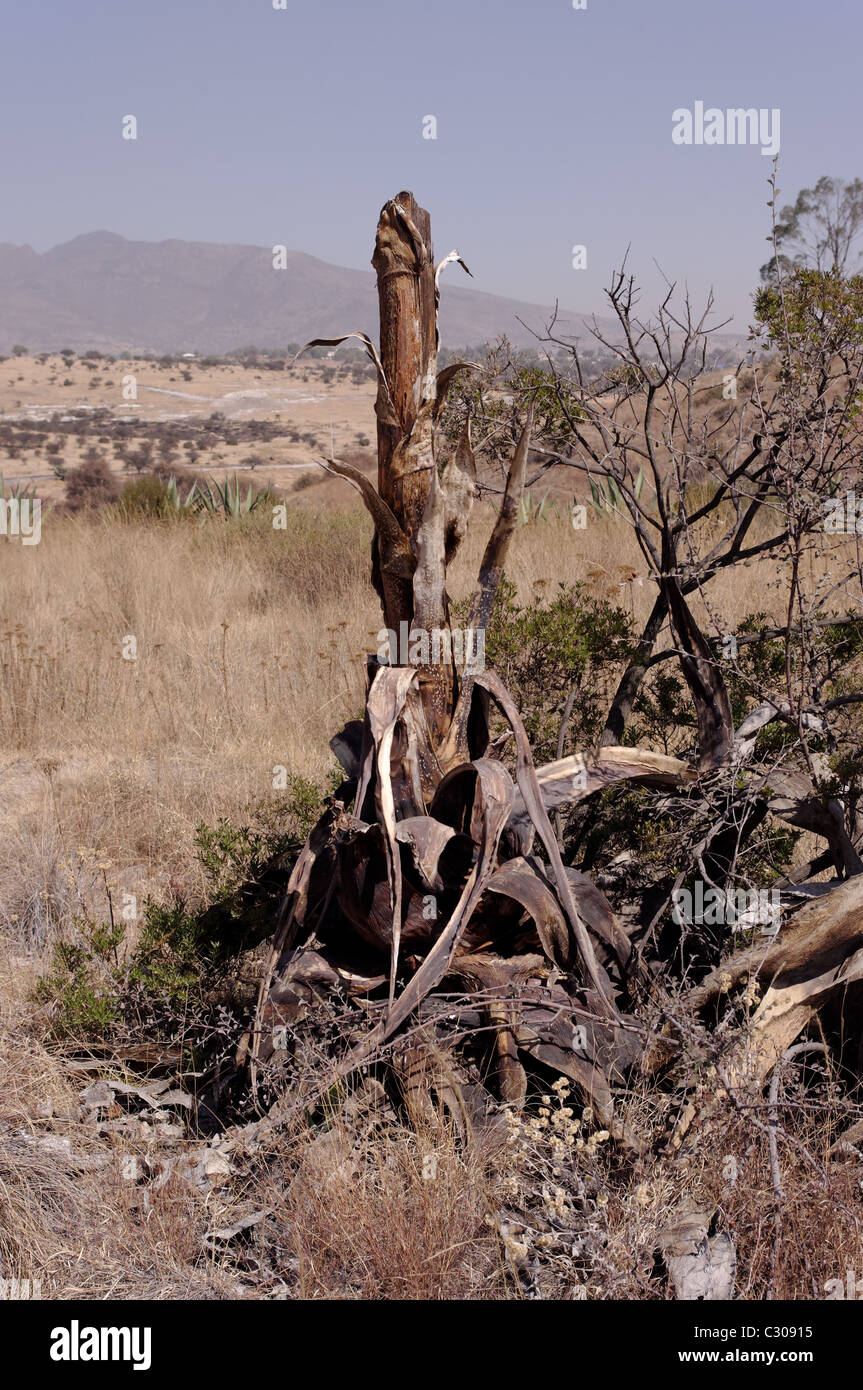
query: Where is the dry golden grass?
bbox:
[0,978,238,1299]
[2,501,861,1301]
[0,500,849,945]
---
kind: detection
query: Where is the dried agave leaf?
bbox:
[337,758,516,1075]
[394,816,457,893]
[563,866,636,979]
[430,762,489,844]
[451,952,545,1105]
[329,719,365,779]
[393,1036,473,1141]
[365,666,420,1007]
[248,806,338,1077]
[439,408,534,765]
[434,248,472,289]
[269,948,342,1007]
[296,333,396,425]
[392,199,432,270]
[520,1040,614,1126]
[390,395,437,488]
[507,746,696,847]
[764,767,863,877]
[475,670,620,1016]
[323,457,415,581]
[399,682,443,806]
[434,362,481,417]
[334,821,391,950]
[483,857,571,967]
[467,404,534,636]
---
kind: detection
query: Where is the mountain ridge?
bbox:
[0,230,618,355]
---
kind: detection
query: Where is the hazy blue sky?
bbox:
[3,0,861,328]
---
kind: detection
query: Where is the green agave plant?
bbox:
[1,473,42,502]
[0,473,54,518]
[517,488,562,526]
[587,466,644,516]
[159,474,272,517]
[163,476,199,511]
[192,474,272,517]
[491,487,563,526]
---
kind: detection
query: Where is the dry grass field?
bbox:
[0,352,379,506]
[3,336,863,1302]
[3,485,861,1300]
[0,507,645,925]
[0,496,801,914]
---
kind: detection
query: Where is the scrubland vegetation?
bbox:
[0,493,860,1300]
[4,179,863,1302]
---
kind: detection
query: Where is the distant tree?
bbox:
[125,440,154,473]
[11,344,28,357]
[760,175,863,281]
[64,455,119,510]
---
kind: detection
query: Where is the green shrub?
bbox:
[126,900,208,1005]
[456,577,634,764]
[194,775,322,904]
[118,474,176,518]
[33,776,332,1043]
[33,919,124,1040]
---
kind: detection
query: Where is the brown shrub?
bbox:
[64,455,120,511]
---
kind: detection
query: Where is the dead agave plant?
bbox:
[242,191,700,1128]
[244,192,863,1168]
[227,193,863,1304]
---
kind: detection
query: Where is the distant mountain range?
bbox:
[0,231,623,355]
